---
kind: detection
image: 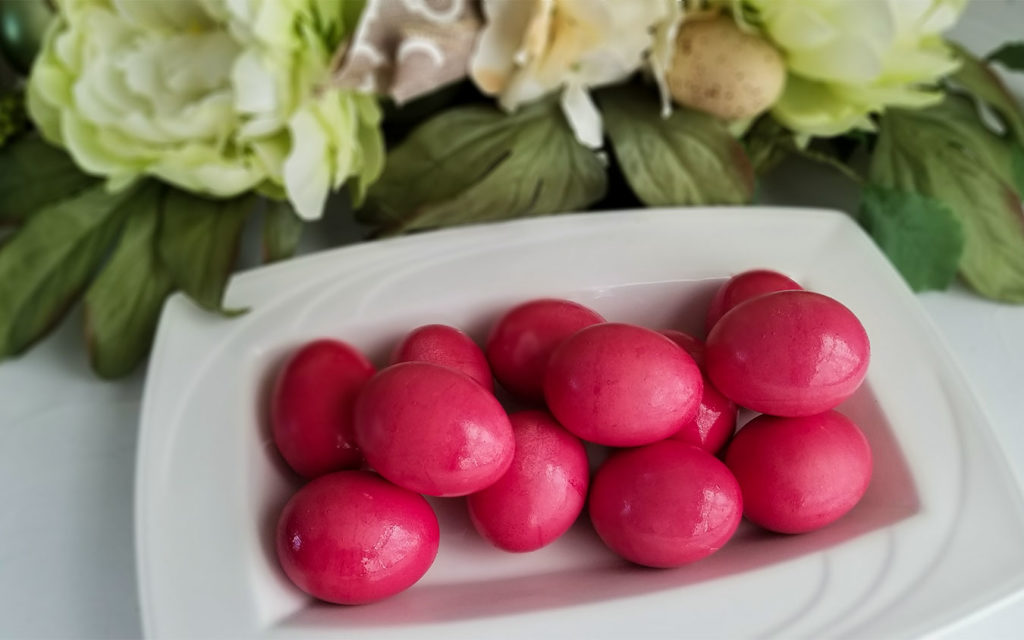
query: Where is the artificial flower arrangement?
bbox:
[0,0,1022,378]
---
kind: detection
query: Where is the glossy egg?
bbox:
[275,471,439,604]
[353,362,514,497]
[467,411,589,552]
[706,290,870,416]
[705,269,802,331]
[725,411,872,534]
[486,299,604,402]
[391,323,493,391]
[661,329,706,367]
[545,323,703,447]
[588,440,742,568]
[670,378,736,455]
[271,339,375,478]
[661,331,736,454]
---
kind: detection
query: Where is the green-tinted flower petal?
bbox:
[772,75,874,137]
[113,0,214,31]
[349,95,384,206]
[26,0,382,219]
[737,0,964,137]
[283,106,332,220]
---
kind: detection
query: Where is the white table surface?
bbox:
[2,3,1024,638]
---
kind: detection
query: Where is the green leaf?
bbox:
[790,143,867,184]
[742,115,867,183]
[0,184,137,357]
[1012,143,1024,195]
[340,0,366,33]
[0,135,98,224]
[0,89,28,148]
[988,42,1024,72]
[598,87,754,206]
[859,185,964,292]
[263,200,304,263]
[871,95,1024,302]
[362,98,607,234]
[84,183,175,378]
[157,190,254,313]
[948,42,1024,144]
[744,116,793,175]
[379,81,480,146]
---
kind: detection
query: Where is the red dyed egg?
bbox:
[661,329,706,367]
[706,269,802,331]
[544,324,703,447]
[661,330,735,454]
[391,323,493,390]
[589,440,742,568]
[467,411,589,552]
[271,339,375,478]
[276,471,439,604]
[725,411,872,534]
[486,299,604,402]
[670,379,736,455]
[353,362,514,497]
[706,290,869,417]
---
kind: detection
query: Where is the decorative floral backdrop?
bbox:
[0,0,1022,378]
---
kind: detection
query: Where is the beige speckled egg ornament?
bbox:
[666,15,785,121]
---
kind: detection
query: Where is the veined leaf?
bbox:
[263,200,304,263]
[744,116,793,175]
[84,182,174,378]
[948,43,1024,144]
[0,184,138,356]
[362,98,607,234]
[158,190,254,314]
[1012,143,1024,195]
[599,87,754,206]
[871,95,1024,302]
[988,42,1024,72]
[0,135,98,224]
[859,186,964,292]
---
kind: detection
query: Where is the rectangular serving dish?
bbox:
[136,208,1024,638]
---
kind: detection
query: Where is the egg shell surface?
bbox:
[353,362,514,497]
[725,410,873,534]
[467,410,589,552]
[545,323,703,447]
[705,269,802,331]
[486,299,604,402]
[275,471,440,604]
[588,440,743,568]
[271,339,375,478]
[706,290,870,417]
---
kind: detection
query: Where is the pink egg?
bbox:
[589,440,742,568]
[661,329,706,367]
[544,323,702,447]
[353,362,514,497]
[467,411,589,552]
[725,411,872,534]
[276,471,439,604]
[391,324,493,391]
[706,290,870,417]
[661,331,736,454]
[486,299,605,402]
[271,339,375,478]
[706,269,802,331]
[670,379,736,455]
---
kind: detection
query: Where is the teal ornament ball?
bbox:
[0,0,54,75]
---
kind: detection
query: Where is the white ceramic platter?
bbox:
[136,208,1024,639]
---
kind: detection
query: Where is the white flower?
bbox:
[470,0,677,147]
[28,0,384,220]
[741,0,966,136]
